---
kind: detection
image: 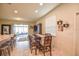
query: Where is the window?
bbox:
[45,16,56,36]
[13,24,28,35]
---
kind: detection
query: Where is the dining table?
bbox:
[0,34,15,47]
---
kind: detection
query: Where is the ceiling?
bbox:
[0,3,60,22]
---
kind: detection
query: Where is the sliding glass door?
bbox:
[13,24,28,41]
[13,24,28,35]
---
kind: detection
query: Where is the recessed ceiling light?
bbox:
[14,10,18,14]
[40,3,43,6]
[35,10,38,13]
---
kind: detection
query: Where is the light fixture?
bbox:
[14,10,18,14]
[14,17,22,20]
[35,10,38,13]
[40,3,43,6]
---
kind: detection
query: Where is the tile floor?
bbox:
[11,40,64,56]
[10,34,64,56]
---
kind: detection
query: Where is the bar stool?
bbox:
[10,37,16,51]
[29,35,37,55]
[6,41,12,56]
[0,45,10,56]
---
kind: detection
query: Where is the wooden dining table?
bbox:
[0,34,15,47]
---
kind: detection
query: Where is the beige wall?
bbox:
[0,19,35,34]
[36,4,79,55]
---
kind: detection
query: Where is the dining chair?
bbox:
[38,33,52,56]
[29,35,37,55]
[0,41,11,56]
[43,33,52,56]
[33,34,42,54]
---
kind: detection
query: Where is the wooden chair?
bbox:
[33,34,42,54]
[29,35,37,55]
[43,33,52,56]
[10,38,15,51]
[6,40,12,56]
[0,42,11,56]
[9,36,16,52]
[37,33,52,56]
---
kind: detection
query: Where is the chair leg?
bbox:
[31,49,32,53]
[50,50,52,56]
[43,47,45,56]
[7,47,11,56]
[35,48,37,55]
[4,49,7,56]
[42,48,45,56]
[50,47,52,56]
[0,50,2,56]
[43,51,45,56]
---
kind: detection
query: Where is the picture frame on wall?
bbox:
[1,24,11,35]
[34,23,42,34]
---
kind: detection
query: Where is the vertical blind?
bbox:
[13,24,28,35]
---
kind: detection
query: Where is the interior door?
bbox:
[76,13,79,55]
